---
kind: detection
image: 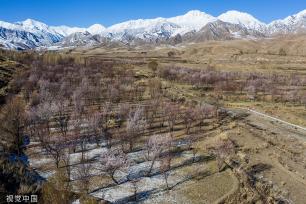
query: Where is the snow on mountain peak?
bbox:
[281,9,306,23]
[1,9,306,50]
[105,10,217,38]
[167,10,216,34]
[293,9,306,19]
[218,10,266,30]
[87,24,106,34]
[268,9,306,34]
[104,17,180,42]
[184,10,208,17]
[18,19,49,30]
[107,17,168,32]
[22,18,44,26]
[50,25,85,36]
[0,19,50,33]
[0,20,19,30]
[298,9,306,14]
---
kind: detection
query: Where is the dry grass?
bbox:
[225,101,306,127]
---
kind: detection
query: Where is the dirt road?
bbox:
[246,108,306,132]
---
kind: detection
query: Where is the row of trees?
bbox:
[72,132,174,200]
[26,98,217,169]
[159,66,306,104]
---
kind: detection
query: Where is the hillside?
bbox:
[0,51,28,103]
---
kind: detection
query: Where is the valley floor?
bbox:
[2,38,306,203]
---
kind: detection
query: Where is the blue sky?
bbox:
[0,0,306,27]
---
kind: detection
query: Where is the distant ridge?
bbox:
[1,9,306,50]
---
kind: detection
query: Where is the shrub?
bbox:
[148,60,158,73]
[279,48,287,56]
[41,169,72,204]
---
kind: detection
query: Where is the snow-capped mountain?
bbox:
[103,18,180,43]
[58,31,101,47]
[95,9,267,45]
[0,19,106,49]
[1,9,306,50]
[268,9,306,34]
[50,25,85,36]
[0,27,46,50]
[0,19,64,49]
[183,20,265,42]
[167,10,217,35]
[87,24,106,35]
[218,10,267,32]
[99,10,216,41]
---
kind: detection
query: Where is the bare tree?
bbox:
[185,134,199,162]
[165,103,179,134]
[72,115,89,161]
[301,92,306,107]
[35,102,54,131]
[53,100,70,138]
[26,107,40,140]
[129,178,140,202]
[144,134,172,176]
[212,139,235,172]
[117,103,130,128]
[183,107,196,134]
[87,111,103,147]
[71,111,82,153]
[148,78,162,99]
[158,102,167,131]
[53,99,73,179]
[107,83,120,103]
[100,102,113,148]
[285,89,299,104]
[38,100,70,169]
[28,101,65,168]
[38,79,53,104]
[39,131,65,169]
[72,87,86,116]
[75,154,93,194]
[245,84,257,101]
[125,107,147,151]
[0,98,26,156]
[197,104,214,129]
[98,148,128,184]
[160,155,172,190]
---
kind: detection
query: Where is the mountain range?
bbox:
[1,9,306,50]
